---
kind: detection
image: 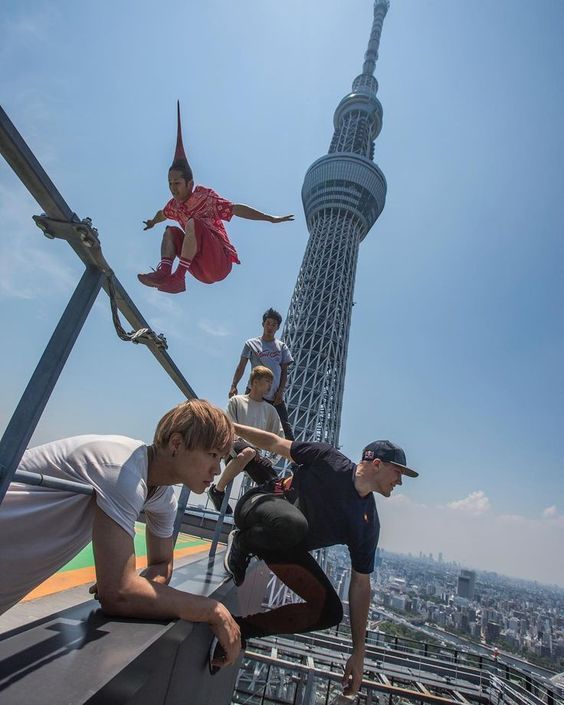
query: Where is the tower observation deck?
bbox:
[283,0,390,445]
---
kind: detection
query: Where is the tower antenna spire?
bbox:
[362,0,390,76]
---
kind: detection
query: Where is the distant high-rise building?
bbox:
[282,0,390,444]
[458,569,476,600]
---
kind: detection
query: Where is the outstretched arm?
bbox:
[233,423,293,460]
[342,570,371,696]
[232,204,294,224]
[143,210,166,230]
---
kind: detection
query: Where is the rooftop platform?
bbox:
[0,550,270,705]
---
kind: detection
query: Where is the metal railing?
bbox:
[235,630,563,705]
[0,103,231,549]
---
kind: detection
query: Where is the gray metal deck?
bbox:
[0,553,270,705]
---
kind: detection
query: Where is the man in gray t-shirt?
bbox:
[229,307,294,440]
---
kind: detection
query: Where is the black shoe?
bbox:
[208,484,233,514]
[224,529,250,586]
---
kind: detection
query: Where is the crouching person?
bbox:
[221,424,419,696]
[0,399,242,668]
[208,365,284,514]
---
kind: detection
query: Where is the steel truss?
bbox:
[282,0,390,447]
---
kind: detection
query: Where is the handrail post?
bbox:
[209,479,234,558]
[173,485,191,541]
[0,266,103,503]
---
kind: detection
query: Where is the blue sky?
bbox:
[1,0,563,585]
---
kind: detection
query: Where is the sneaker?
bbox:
[157,274,186,294]
[224,529,250,587]
[208,483,233,514]
[137,268,170,288]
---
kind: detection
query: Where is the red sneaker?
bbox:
[137,268,170,288]
[158,275,186,294]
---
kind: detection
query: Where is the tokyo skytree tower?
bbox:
[282,0,390,446]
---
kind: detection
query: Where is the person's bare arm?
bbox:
[342,570,371,695]
[92,506,241,666]
[139,529,174,585]
[229,356,249,398]
[272,362,289,405]
[143,210,166,230]
[232,204,294,223]
[233,423,293,461]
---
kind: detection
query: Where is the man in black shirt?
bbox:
[218,424,419,696]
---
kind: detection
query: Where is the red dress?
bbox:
[162,186,240,284]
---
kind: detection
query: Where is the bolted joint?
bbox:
[33,214,100,248]
[33,213,113,274]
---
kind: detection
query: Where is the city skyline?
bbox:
[1,0,563,586]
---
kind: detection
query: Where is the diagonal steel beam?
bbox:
[0,266,104,502]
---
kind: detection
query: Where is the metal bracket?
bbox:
[129,327,168,349]
[33,214,98,246]
[32,214,168,351]
[33,214,112,273]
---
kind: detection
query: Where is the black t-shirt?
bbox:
[290,441,380,574]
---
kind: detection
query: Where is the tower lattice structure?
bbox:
[282,0,390,446]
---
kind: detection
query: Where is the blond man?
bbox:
[208,366,284,513]
[0,399,242,668]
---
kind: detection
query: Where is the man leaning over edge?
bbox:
[217,423,419,695]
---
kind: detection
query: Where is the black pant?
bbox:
[234,491,343,640]
[232,439,277,485]
[244,389,295,441]
[266,398,295,441]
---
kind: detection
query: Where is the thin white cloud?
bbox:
[387,493,427,509]
[447,490,491,515]
[541,506,564,529]
[0,183,77,300]
[139,288,184,317]
[497,513,529,525]
[377,496,564,586]
[0,6,57,49]
[543,505,558,519]
[198,319,231,337]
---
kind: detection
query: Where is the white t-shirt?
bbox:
[226,394,284,437]
[0,435,177,616]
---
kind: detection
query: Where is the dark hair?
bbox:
[169,159,193,183]
[262,308,282,326]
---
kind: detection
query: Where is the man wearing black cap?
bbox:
[214,425,418,696]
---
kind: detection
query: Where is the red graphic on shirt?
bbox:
[258,351,282,360]
[163,186,239,264]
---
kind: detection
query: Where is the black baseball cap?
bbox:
[361,440,419,477]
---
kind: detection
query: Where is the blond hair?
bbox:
[153,399,233,455]
[249,365,274,384]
